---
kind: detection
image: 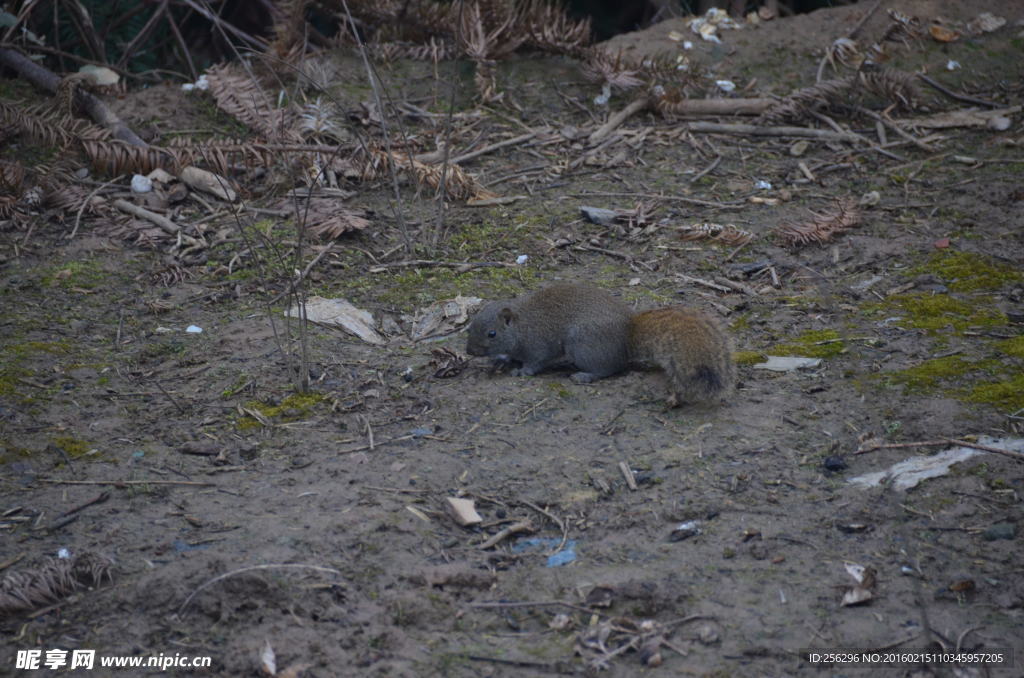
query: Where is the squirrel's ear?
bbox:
[498,307,515,325]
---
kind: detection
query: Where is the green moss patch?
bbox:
[888,355,981,391]
[734,350,767,366]
[770,329,845,359]
[911,250,1022,292]
[236,392,326,429]
[994,335,1024,359]
[51,435,98,460]
[871,293,1006,333]
[965,375,1024,411]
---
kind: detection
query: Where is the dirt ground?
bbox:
[2,1,1023,676]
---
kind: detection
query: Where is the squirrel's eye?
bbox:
[487,330,496,338]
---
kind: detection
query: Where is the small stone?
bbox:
[822,455,848,472]
[579,206,617,226]
[982,522,1016,541]
[789,140,809,157]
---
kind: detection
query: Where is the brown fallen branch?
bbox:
[0,47,146,147]
[657,98,774,117]
[855,437,1024,464]
[686,121,861,142]
[589,97,651,145]
[478,520,534,550]
[111,198,203,247]
[39,478,216,486]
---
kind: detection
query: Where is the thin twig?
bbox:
[689,155,721,183]
[176,563,342,618]
[917,74,999,108]
[70,175,124,239]
[450,130,538,165]
[945,438,1024,464]
[39,478,216,486]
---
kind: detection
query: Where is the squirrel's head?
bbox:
[466,301,517,359]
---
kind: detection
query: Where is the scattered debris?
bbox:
[287,297,385,345]
[847,446,981,491]
[753,356,822,371]
[688,7,741,44]
[409,295,482,341]
[445,497,483,527]
[840,562,876,606]
[669,520,702,542]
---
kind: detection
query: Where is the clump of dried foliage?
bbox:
[0,552,114,614]
[773,199,861,247]
[679,222,756,246]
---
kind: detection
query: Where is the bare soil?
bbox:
[2,2,1023,677]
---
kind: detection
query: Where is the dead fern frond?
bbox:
[772,199,860,247]
[268,0,310,63]
[362,148,496,202]
[759,78,853,124]
[205,64,300,142]
[856,67,920,110]
[0,101,110,149]
[0,552,113,615]
[880,9,922,47]
[679,222,755,246]
[520,0,590,55]
[81,139,180,175]
[291,199,371,240]
[580,48,643,90]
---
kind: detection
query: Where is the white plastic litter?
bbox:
[130,174,152,193]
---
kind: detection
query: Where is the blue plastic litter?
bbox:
[511,537,577,567]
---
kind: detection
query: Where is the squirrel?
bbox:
[465,282,735,406]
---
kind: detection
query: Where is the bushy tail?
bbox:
[628,307,735,407]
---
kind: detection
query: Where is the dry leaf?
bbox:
[260,640,276,676]
[928,24,960,42]
[287,297,385,345]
